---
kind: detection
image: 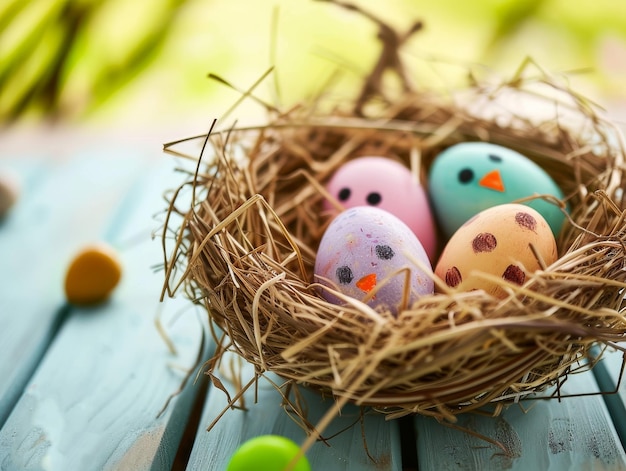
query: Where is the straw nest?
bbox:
[162,5,626,428]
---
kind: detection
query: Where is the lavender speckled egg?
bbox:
[323,156,437,261]
[314,206,434,315]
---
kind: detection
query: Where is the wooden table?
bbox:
[1,128,625,470]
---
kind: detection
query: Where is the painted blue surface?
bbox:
[414,370,626,471]
[0,153,145,427]
[186,362,403,471]
[0,154,208,470]
[0,148,624,470]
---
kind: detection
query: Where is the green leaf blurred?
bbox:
[1,0,195,123]
[1,0,625,126]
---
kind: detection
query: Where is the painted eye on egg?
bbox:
[366,192,382,205]
[337,187,382,206]
[336,265,354,284]
[338,188,351,201]
[375,244,394,260]
[336,245,395,286]
[458,168,474,184]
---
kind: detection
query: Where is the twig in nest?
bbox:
[318,0,423,114]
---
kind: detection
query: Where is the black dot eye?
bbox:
[336,266,354,284]
[338,188,351,201]
[366,192,382,205]
[488,154,502,163]
[458,168,474,184]
[375,244,394,260]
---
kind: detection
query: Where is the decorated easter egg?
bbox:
[315,206,434,315]
[324,156,437,260]
[428,142,566,238]
[434,204,558,298]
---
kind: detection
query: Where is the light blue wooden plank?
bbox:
[414,368,626,471]
[0,159,49,224]
[0,155,212,470]
[591,346,626,448]
[0,151,147,427]
[0,158,51,410]
[186,357,403,471]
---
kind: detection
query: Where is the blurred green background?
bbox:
[2,0,626,129]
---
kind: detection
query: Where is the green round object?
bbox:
[226,435,311,471]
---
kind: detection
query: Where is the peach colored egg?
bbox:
[434,204,558,298]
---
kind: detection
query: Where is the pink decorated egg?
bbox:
[434,204,558,298]
[324,156,437,260]
[315,206,434,315]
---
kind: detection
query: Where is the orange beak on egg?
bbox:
[356,273,377,295]
[479,169,505,192]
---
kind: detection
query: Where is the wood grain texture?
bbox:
[186,357,403,471]
[591,347,626,450]
[0,152,146,427]
[0,155,211,470]
[414,369,626,471]
[3,144,626,471]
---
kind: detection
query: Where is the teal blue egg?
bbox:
[428,142,566,238]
